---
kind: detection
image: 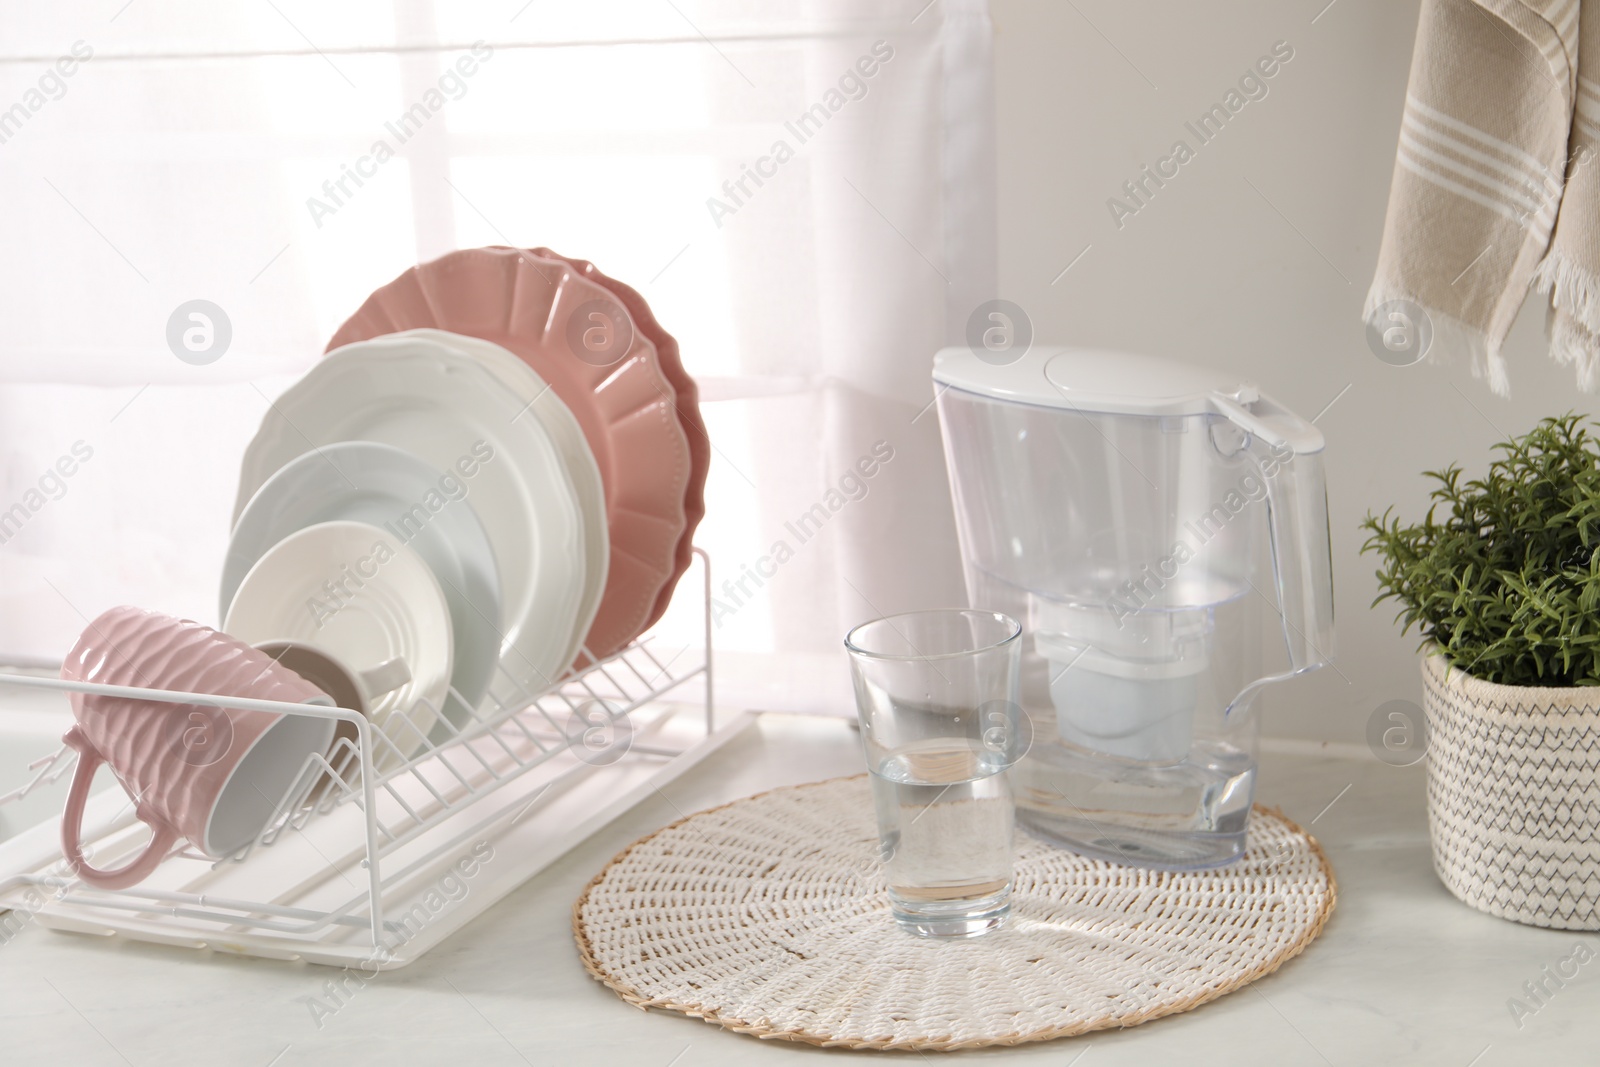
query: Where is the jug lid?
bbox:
[933,346,1259,417]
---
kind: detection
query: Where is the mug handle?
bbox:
[61,727,180,890]
[359,656,411,698]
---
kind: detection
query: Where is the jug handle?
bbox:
[1209,392,1336,679]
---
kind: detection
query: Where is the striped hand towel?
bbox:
[1367,0,1598,395]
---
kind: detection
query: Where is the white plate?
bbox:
[222,440,502,733]
[223,520,453,769]
[234,337,586,706]
[389,328,607,671]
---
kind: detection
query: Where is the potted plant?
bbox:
[1362,414,1600,930]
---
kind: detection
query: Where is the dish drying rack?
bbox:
[0,548,752,969]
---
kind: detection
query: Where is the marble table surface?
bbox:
[0,711,1592,1066]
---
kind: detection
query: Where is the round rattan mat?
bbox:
[573,776,1336,1051]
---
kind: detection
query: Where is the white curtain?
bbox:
[0,1,994,714]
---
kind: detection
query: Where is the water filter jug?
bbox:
[934,346,1335,868]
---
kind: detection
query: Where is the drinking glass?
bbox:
[845,609,1024,938]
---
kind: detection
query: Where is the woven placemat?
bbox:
[573,776,1337,1051]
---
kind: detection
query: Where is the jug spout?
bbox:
[1209,392,1336,675]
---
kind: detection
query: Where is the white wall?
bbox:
[992,0,1594,745]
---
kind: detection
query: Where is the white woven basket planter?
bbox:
[1421,653,1600,929]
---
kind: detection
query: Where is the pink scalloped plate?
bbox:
[529,247,707,632]
[327,248,690,662]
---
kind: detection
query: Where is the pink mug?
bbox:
[60,606,337,889]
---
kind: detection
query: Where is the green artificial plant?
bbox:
[1361,414,1600,687]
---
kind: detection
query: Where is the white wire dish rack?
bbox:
[0,548,752,969]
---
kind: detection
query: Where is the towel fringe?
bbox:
[1549,310,1600,392]
[1533,252,1600,337]
[1362,283,1512,397]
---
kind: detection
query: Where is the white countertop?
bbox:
[0,712,1593,1066]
